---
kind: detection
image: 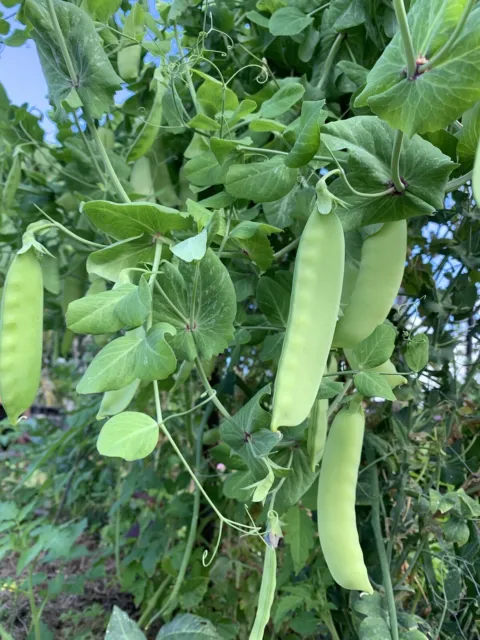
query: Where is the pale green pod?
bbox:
[2,153,21,210]
[344,349,407,389]
[117,43,142,81]
[249,512,279,640]
[0,249,43,424]
[271,211,344,431]
[317,403,372,593]
[333,221,407,349]
[130,156,155,202]
[127,74,167,163]
[307,399,328,472]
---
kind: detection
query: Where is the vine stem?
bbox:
[34,206,106,248]
[45,0,130,204]
[419,0,475,72]
[367,447,399,640]
[158,403,214,618]
[195,357,231,420]
[391,130,405,193]
[236,144,345,166]
[392,0,416,78]
[148,240,163,329]
[327,378,353,418]
[445,170,472,192]
[317,33,344,91]
[273,237,300,260]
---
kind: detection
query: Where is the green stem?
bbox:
[273,237,300,260]
[148,240,163,329]
[189,263,200,332]
[84,112,131,203]
[27,566,41,640]
[445,170,473,192]
[317,33,344,91]
[391,130,405,192]
[139,576,171,628]
[115,506,122,582]
[419,0,475,72]
[368,448,399,640]
[159,403,213,617]
[195,358,231,419]
[73,111,106,187]
[236,144,344,165]
[327,378,353,418]
[34,207,105,248]
[45,0,129,204]
[392,0,416,78]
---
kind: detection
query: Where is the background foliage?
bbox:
[0,0,479,639]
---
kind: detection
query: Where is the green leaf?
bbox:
[134,323,177,381]
[249,119,287,133]
[220,386,281,480]
[256,277,291,327]
[275,447,317,514]
[114,278,152,328]
[442,516,470,547]
[405,334,429,372]
[97,379,141,421]
[285,101,327,168]
[237,231,274,272]
[87,0,122,22]
[246,10,270,28]
[83,201,188,241]
[273,594,305,627]
[156,613,222,639]
[226,157,298,203]
[323,116,455,230]
[77,334,140,394]
[229,221,281,240]
[188,113,221,131]
[259,332,285,363]
[223,470,255,501]
[269,7,313,36]
[359,616,392,640]
[87,237,156,283]
[184,151,228,188]
[263,187,301,228]
[195,73,239,118]
[354,371,396,401]
[260,83,305,119]
[317,379,344,400]
[457,102,480,165]
[153,250,236,361]
[66,285,137,334]
[105,606,146,639]
[352,324,396,369]
[284,506,315,575]
[24,0,121,118]
[171,228,208,262]
[97,412,159,461]
[355,0,480,136]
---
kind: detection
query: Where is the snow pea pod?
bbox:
[333,221,407,349]
[271,210,344,431]
[0,248,43,424]
[317,402,373,593]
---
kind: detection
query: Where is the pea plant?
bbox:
[0,0,479,638]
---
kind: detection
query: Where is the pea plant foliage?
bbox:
[0,0,479,639]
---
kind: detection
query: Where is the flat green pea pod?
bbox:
[307,357,337,471]
[344,349,407,389]
[127,70,167,163]
[307,399,328,472]
[130,156,155,202]
[2,153,22,210]
[249,511,280,640]
[0,248,43,425]
[317,401,373,593]
[117,43,142,81]
[271,210,344,431]
[333,221,407,349]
